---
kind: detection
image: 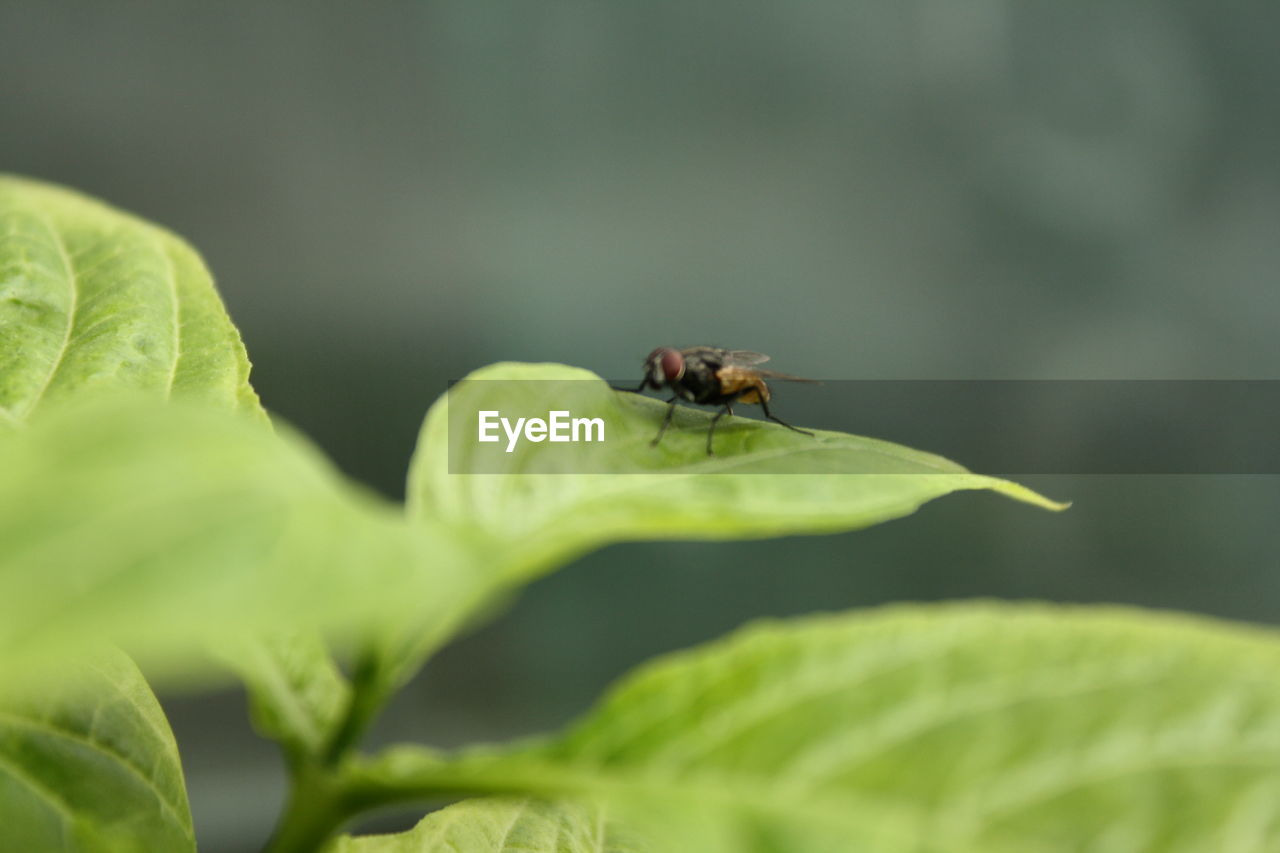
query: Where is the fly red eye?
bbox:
[660,348,685,381]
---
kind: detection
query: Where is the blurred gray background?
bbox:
[3,3,1278,850]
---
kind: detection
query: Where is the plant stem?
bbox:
[263,650,397,852]
[261,765,349,853]
[269,603,490,848]
[322,649,388,766]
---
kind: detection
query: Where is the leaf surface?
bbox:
[0,175,363,780]
[332,799,643,853]
[0,174,262,424]
[0,649,195,852]
[355,603,1280,853]
[219,631,353,766]
[0,396,474,687]
[360,361,1069,700]
[409,363,1065,585]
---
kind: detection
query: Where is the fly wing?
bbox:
[754,367,821,383]
[720,349,771,367]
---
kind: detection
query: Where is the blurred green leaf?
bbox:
[331,799,642,853]
[354,603,1280,853]
[0,649,195,852]
[0,396,475,688]
[0,174,263,424]
[0,174,358,790]
[218,630,353,768]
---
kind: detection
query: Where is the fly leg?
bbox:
[650,397,678,447]
[759,397,814,437]
[705,404,734,455]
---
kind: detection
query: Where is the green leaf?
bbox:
[0,174,263,424]
[0,648,195,852]
[352,361,1068,723]
[255,357,1071,760]
[409,363,1065,585]
[0,176,356,778]
[0,176,300,848]
[331,799,644,853]
[0,395,476,688]
[353,603,1280,853]
[218,630,353,768]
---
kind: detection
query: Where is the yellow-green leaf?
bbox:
[356,603,1280,853]
[409,362,1065,585]
[0,174,262,424]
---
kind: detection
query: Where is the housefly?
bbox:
[624,346,817,455]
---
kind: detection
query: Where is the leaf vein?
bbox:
[0,708,193,838]
[0,751,77,826]
[20,209,78,419]
[156,235,181,396]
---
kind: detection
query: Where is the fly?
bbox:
[625,346,817,455]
